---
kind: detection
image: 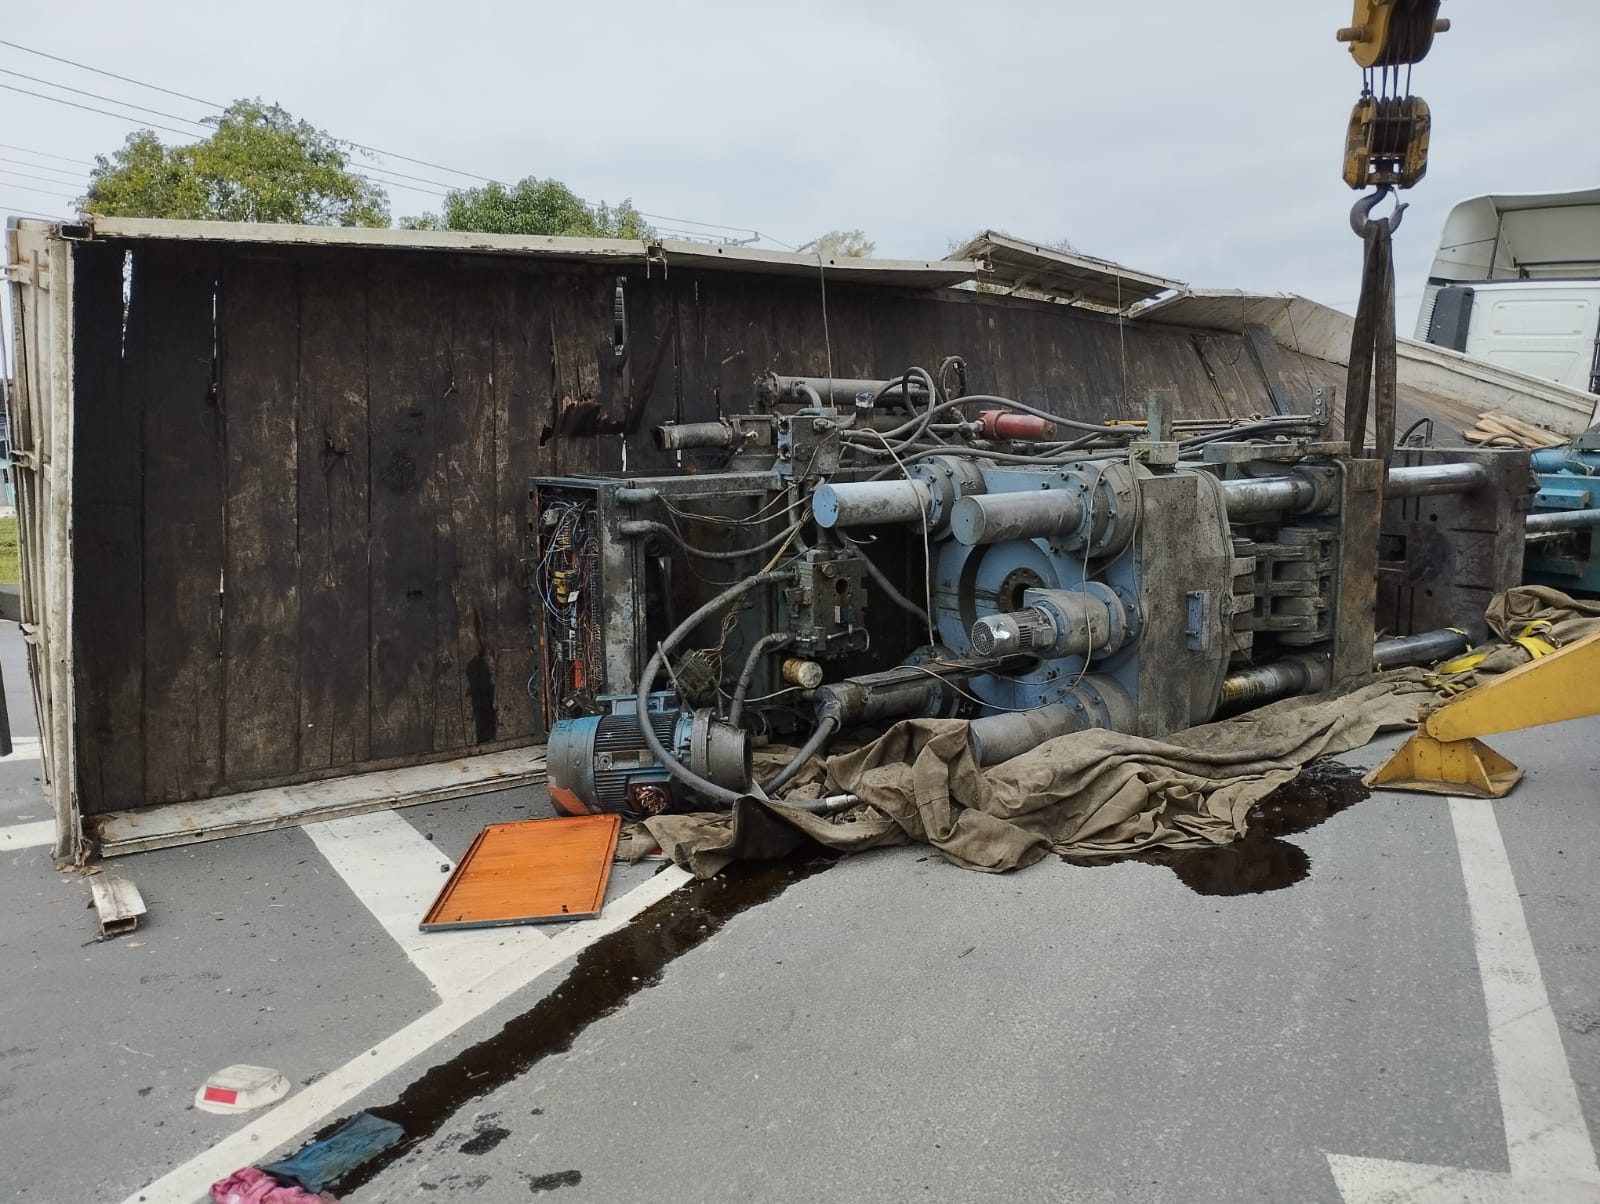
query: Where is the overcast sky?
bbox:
[3,0,1598,334]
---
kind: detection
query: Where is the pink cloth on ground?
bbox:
[210,1166,337,1204]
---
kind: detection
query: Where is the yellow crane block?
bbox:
[1365,629,1600,797]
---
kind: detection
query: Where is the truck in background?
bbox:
[1417,188,1600,396]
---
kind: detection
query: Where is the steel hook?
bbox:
[1350,186,1408,237]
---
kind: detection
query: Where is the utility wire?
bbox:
[0,37,223,108]
[0,177,79,199]
[0,37,495,184]
[0,81,199,138]
[0,157,85,183]
[0,67,211,129]
[0,165,84,188]
[0,141,91,167]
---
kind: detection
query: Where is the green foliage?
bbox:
[810,229,875,258]
[408,177,653,238]
[83,99,388,227]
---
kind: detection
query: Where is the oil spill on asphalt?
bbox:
[1062,759,1370,895]
[324,853,834,1195]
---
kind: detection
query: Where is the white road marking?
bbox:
[117,863,691,1204]
[1327,796,1600,1202]
[0,819,53,851]
[303,810,554,998]
[2,735,42,762]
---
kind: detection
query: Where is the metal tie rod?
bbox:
[1525,508,1600,535]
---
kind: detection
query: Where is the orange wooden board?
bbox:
[420,814,621,931]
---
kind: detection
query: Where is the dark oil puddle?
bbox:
[1062,759,1369,896]
[323,854,833,1196]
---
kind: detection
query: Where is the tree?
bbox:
[407,177,652,238]
[83,99,388,227]
[808,229,875,258]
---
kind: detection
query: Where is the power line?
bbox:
[0,37,494,184]
[0,164,83,188]
[0,200,65,220]
[0,67,211,130]
[0,176,79,200]
[0,141,91,167]
[0,37,223,108]
[0,155,85,182]
[0,81,199,138]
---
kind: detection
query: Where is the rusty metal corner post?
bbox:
[4,221,81,860]
[1365,629,1600,798]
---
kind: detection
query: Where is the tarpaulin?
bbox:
[645,671,1431,877]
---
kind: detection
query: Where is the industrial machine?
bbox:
[531,362,1532,818]
[1524,429,1600,596]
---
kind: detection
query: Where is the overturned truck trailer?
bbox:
[3,215,1551,857]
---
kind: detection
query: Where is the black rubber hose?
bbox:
[838,533,930,627]
[636,571,795,807]
[728,633,792,728]
[763,714,841,795]
[624,518,804,562]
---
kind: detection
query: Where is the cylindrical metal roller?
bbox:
[1525,508,1600,534]
[780,658,825,689]
[1385,461,1490,497]
[653,421,735,451]
[812,479,931,528]
[1217,656,1328,708]
[966,676,1134,765]
[969,584,1125,660]
[949,490,1086,546]
[1372,628,1472,670]
[1218,474,1319,518]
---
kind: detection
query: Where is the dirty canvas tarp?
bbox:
[644,673,1431,877]
[1472,586,1600,674]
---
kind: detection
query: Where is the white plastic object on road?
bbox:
[194,1064,291,1115]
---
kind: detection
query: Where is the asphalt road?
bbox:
[1,609,1596,1204]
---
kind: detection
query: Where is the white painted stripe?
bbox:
[303,810,555,998]
[118,863,691,1204]
[1449,796,1600,1184]
[2,736,42,763]
[0,819,53,851]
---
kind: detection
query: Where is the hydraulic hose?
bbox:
[636,571,795,807]
[838,533,931,627]
[621,518,805,561]
[728,633,793,728]
[763,714,841,796]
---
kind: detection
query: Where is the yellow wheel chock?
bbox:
[1366,628,1600,798]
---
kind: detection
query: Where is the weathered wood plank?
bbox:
[491,269,549,739]
[220,255,301,782]
[139,243,226,804]
[444,272,500,747]
[548,273,615,476]
[297,257,372,770]
[71,242,144,815]
[89,747,549,857]
[367,262,448,759]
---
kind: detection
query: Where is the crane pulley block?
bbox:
[1343,94,1431,190]
[1337,0,1450,68]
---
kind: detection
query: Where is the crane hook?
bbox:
[1350,186,1408,237]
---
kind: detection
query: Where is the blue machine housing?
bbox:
[1527,443,1600,595]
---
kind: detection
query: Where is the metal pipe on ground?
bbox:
[1525,508,1600,534]
[1372,628,1472,670]
[1384,462,1490,497]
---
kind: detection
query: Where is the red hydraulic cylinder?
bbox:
[976,409,1057,441]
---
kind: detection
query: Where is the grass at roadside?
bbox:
[0,516,17,584]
